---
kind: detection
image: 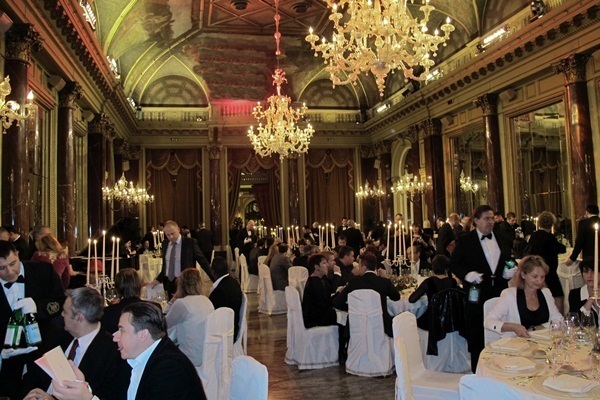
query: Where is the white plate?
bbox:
[531,376,600,398]
[485,357,546,375]
[486,338,536,354]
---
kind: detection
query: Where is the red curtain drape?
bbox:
[306,149,355,225]
[146,149,203,227]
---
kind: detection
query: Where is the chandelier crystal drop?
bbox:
[102,173,154,205]
[247,0,314,159]
[1,76,36,133]
[305,0,454,96]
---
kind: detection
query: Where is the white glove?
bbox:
[14,297,37,314]
[243,237,252,244]
[503,266,517,280]
[465,271,484,284]
[1,346,38,359]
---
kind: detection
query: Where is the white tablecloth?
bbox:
[557,261,584,314]
[139,255,162,283]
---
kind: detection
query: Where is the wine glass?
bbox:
[580,313,597,342]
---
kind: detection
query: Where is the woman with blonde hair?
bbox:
[31,234,71,289]
[165,268,214,369]
[484,255,563,338]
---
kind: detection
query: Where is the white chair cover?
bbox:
[229,356,268,400]
[257,256,267,294]
[417,328,470,373]
[226,245,234,273]
[393,312,462,400]
[346,289,394,377]
[258,264,286,315]
[138,254,151,283]
[233,293,248,358]
[483,297,501,346]
[199,308,235,400]
[459,374,525,400]
[211,249,215,264]
[288,267,308,301]
[234,247,240,277]
[284,286,338,369]
[557,261,584,314]
[394,337,415,400]
[239,254,249,292]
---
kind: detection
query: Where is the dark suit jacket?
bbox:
[302,276,337,328]
[13,236,32,260]
[157,237,215,283]
[0,262,65,399]
[21,329,130,400]
[568,287,598,325]
[570,215,600,261]
[209,275,243,341]
[195,228,214,260]
[332,272,400,337]
[269,253,292,291]
[436,222,456,252]
[344,227,364,255]
[134,337,206,400]
[101,296,144,335]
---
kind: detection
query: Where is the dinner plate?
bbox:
[484,356,546,375]
[530,376,600,398]
[486,338,536,354]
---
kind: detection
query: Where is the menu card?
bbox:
[35,346,76,384]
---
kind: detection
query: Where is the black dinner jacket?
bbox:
[436,222,456,252]
[157,237,215,282]
[13,236,32,260]
[209,275,243,341]
[134,337,207,400]
[332,272,400,337]
[570,215,600,261]
[21,329,130,400]
[344,227,365,255]
[101,296,144,335]
[450,229,511,303]
[568,287,598,324]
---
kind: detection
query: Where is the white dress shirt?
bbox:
[65,324,101,366]
[127,338,161,400]
[476,230,501,274]
[0,262,26,309]
[165,236,183,277]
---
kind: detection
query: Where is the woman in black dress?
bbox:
[525,211,566,313]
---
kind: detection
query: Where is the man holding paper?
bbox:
[0,240,65,400]
[23,287,129,400]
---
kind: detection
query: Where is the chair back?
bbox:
[138,254,151,283]
[234,293,248,357]
[258,264,275,315]
[257,256,267,294]
[393,312,426,378]
[393,336,415,400]
[230,356,268,400]
[427,288,467,355]
[200,308,234,400]
[239,254,249,292]
[288,267,308,301]
[483,297,501,345]
[234,247,240,276]
[285,286,303,363]
[347,289,394,377]
[226,245,234,272]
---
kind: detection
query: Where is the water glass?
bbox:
[580,313,596,342]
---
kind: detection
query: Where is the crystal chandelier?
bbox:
[102,173,154,205]
[459,170,479,193]
[247,0,314,159]
[355,181,385,199]
[390,173,432,196]
[305,0,454,96]
[1,76,36,133]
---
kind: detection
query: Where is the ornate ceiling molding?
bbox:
[359,139,393,158]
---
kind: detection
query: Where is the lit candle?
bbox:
[386,223,391,261]
[402,224,406,261]
[287,227,291,244]
[394,224,397,260]
[86,238,91,286]
[111,237,116,281]
[101,230,106,277]
[116,238,120,275]
[331,223,335,247]
[595,223,598,293]
[93,239,98,285]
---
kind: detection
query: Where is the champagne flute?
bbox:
[580,313,596,342]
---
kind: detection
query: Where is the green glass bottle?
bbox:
[3,316,18,349]
[24,313,42,346]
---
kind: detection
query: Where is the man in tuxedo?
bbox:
[4,224,32,260]
[0,241,65,399]
[406,245,431,275]
[269,243,293,291]
[436,213,461,251]
[51,302,206,400]
[194,223,215,260]
[209,257,243,342]
[335,245,356,285]
[302,254,337,328]
[336,217,348,236]
[451,205,513,372]
[152,220,214,296]
[344,220,364,255]
[566,204,600,266]
[23,287,129,400]
[332,253,400,338]
[236,219,255,252]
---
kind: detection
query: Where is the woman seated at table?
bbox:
[568,259,599,326]
[101,268,144,333]
[484,255,563,338]
[165,268,214,369]
[408,255,457,330]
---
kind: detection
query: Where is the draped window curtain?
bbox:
[531,148,561,214]
[306,149,355,224]
[228,149,281,227]
[146,150,203,226]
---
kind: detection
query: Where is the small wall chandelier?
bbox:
[459,170,479,193]
[305,0,454,96]
[248,0,314,159]
[1,76,35,133]
[356,181,385,199]
[102,173,154,205]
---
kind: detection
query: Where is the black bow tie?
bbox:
[481,233,493,241]
[4,275,25,289]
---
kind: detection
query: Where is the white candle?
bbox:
[86,238,91,286]
[287,227,291,244]
[101,230,106,277]
[110,237,116,281]
[386,223,391,261]
[595,223,598,293]
[93,239,98,284]
[402,224,406,260]
[116,238,120,275]
[394,224,398,260]
[331,223,335,247]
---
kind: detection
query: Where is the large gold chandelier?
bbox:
[305,0,454,96]
[356,181,385,199]
[247,0,314,159]
[102,173,154,205]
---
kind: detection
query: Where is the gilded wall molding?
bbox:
[553,53,591,84]
[359,139,393,158]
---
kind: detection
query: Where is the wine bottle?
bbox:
[24,313,42,346]
[3,316,18,349]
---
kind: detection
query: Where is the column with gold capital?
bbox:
[208,144,223,246]
[422,118,446,222]
[88,114,114,235]
[1,24,42,233]
[474,93,503,213]
[554,54,596,219]
[58,82,82,256]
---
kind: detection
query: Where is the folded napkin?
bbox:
[528,328,551,341]
[495,355,537,371]
[490,337,530,352]
[543,375,600,393]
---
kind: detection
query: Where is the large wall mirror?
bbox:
[453,130,487,217]
[512,102,572,243]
